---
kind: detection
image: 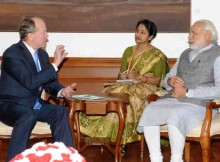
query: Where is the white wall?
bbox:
[0,0,219,58]
[191,0,220,31]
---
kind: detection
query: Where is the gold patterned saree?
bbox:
[79,46,169,144]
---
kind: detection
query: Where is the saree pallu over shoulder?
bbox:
[139,50,165,75]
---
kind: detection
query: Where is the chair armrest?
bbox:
[147,94,160,103]
[200,101,220,139]
[147,89,169,103]
[213,98,220,105]
[47,95,65,106]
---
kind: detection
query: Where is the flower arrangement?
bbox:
[10,142,86,162]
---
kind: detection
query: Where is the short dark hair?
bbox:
[136,19,157,40]
[19,16,36,40]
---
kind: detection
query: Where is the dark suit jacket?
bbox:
[0,40,64,108]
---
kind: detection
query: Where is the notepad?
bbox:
[104,79,140,87]
[155,90,169,97]
[71,94,104,100]
[116,79,140,84]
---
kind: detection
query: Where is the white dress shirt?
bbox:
[23,42,63,97]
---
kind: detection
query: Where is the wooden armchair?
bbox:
[140,94,220,162]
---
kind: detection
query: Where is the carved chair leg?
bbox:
[200,137,210,162]
[0,140,2,160]
[184,142,190,162]
[119,145,123,162]
[43,139,47,143]
[140,134,145,158]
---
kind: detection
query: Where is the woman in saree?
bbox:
[79,19,169,146]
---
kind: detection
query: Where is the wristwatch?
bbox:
[186,88,188,97]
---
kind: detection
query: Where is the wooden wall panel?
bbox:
[56,57,121,95]
[54,57,176,95]
[0,0,190,32]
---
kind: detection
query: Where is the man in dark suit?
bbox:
[0,16,76,161]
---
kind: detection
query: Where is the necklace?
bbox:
[134,44,151,55]
[127,44,151,72]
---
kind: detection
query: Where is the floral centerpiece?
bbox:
[10,142,86,162]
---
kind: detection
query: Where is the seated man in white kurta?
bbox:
[137,19,220,162]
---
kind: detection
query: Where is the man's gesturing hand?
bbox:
[61,83,77,98]
[53,45,68,67]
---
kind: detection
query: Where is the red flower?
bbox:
[10,154,24,162]
[9,142,86,162]
[26,153,52,162]
[36,144,59,151]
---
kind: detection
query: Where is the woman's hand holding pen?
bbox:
[126,71,138,80]
[118,71,138,80]
[118,71,128,79]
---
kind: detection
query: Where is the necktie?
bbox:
[34,51,41,72]
[33,50,42,110]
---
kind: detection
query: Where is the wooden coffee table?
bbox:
[65,94,128,162]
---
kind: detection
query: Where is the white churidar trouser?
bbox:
[143,124,185,162]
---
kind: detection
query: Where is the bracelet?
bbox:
[138,75,148,82]
[138,75,142,81]
[144,76,148,83]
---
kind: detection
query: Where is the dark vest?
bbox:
[177,44,220,106]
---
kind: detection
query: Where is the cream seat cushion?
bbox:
[160,113,220,137]
[0,121,51,136]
